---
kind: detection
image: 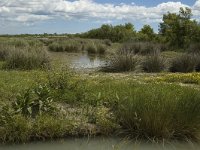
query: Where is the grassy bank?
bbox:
[1,70,200,143]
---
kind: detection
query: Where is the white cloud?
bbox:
[0,0,199,25]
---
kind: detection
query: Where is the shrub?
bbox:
[142,53,166,73]
[114,83,200,141]
[3,47,50,70]
[169,54,196,73]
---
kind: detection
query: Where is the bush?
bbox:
[3,47,50,70]
[114,83,200,141]
[169,54,196,73]
[103,49,140,72]
[142,53,166,73]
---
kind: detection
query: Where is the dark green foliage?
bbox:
[138,25,155,41]
[142,53,166,73]
[82,23,136,42]
[159,7,200,49]
[169,54,196,73]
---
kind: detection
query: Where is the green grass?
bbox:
[1,70,200,143]
[1,37,200,144]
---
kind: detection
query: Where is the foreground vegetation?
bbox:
[1,7,200,145]
[1,69,200,143]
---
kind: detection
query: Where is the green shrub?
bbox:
[3,47,50,70]
[169,54,196,73]
[142,53,166,73]
[114,83,200,141]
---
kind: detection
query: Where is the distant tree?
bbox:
[138,25,155,41]
[159,7,200,49]
[82,23,136,42]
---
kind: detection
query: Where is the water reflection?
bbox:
[50,52,106,70]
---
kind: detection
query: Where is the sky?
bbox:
[0,0,199,34]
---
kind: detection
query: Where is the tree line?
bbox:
[79,7,200,50]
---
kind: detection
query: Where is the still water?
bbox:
[50,52,106,70]
[1,138,199,150]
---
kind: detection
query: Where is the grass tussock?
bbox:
[114,83,200,141]
[104,49,141,72]
[169,54,196,73]
[3,47,50,70]
[142,53,167,73]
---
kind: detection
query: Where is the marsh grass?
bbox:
[49,41,81,52]
[142,53,167,73]
[3,46,50,70]
[169,54,196,73]
[122,42,162,55]
[113,83,200,141]
[103,48,141,72]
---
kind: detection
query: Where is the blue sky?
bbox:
[0,0,199,34]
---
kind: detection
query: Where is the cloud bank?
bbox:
[0,0,199,25]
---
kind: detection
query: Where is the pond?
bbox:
[50,52,106,70]
[1,138,199,150]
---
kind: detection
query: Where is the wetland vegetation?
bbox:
[1,7,200,148]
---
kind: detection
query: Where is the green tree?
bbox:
[138,25,155,41]
[159,7,200,49]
